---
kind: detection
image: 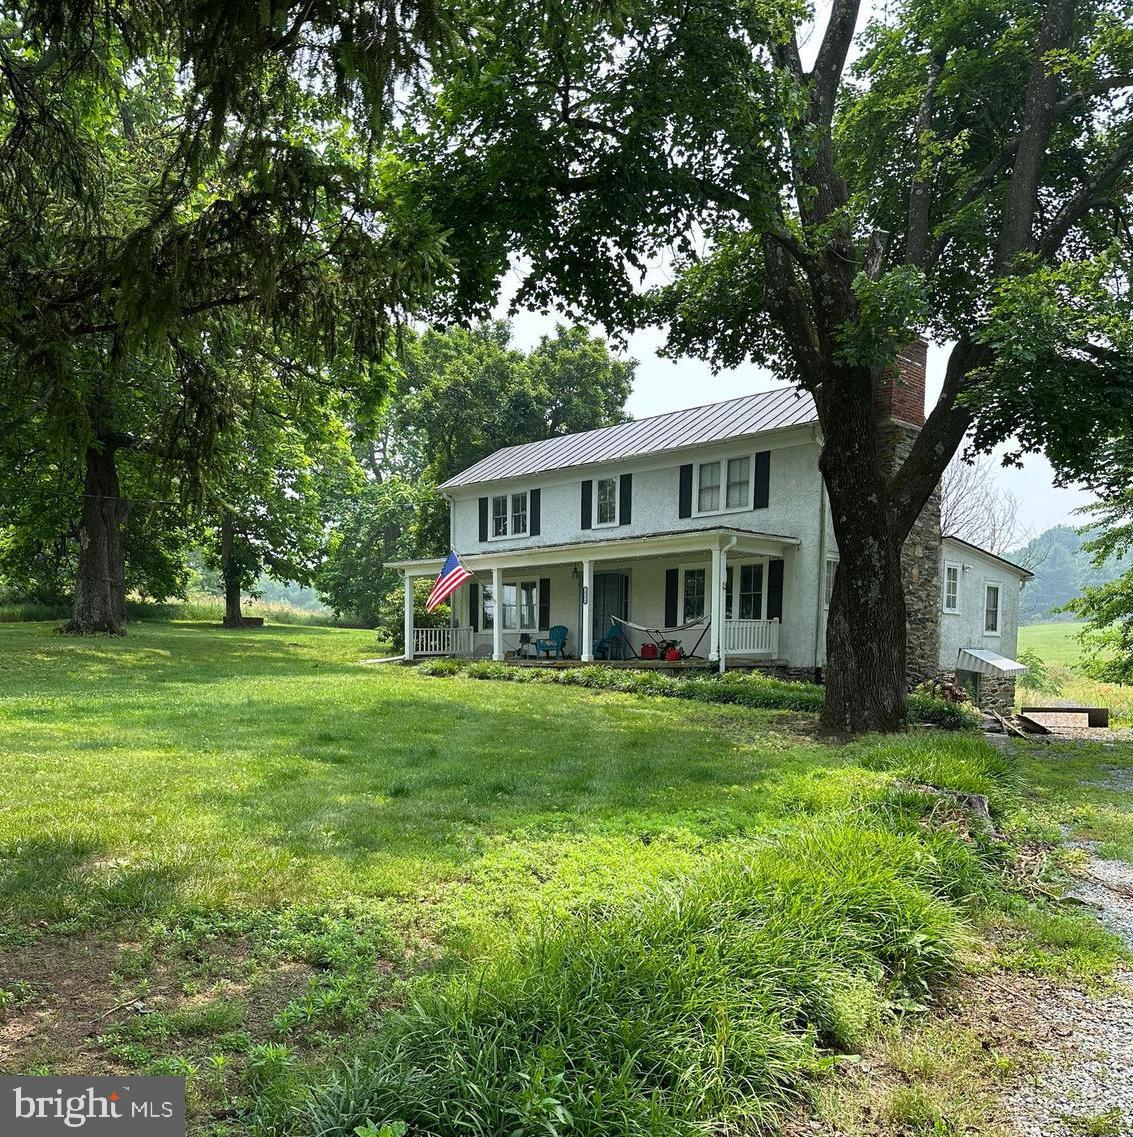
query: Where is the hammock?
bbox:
[611,614,711,659]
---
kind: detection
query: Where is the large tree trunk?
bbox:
[817,364,910,734]
[64,444,130,635]
[220,511,244,628]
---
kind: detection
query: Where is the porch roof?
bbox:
[391,527,801,577]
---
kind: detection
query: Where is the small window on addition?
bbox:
[943,563,960,613]
[984,583,1000,634]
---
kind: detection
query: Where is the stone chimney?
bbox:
[876,339,941,688]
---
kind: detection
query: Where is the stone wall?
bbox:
[877,420,942,689]
[874,339,941,689]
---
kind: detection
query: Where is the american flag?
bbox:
[425,551,473,612]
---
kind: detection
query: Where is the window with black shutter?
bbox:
[538,578,551,629]
[619,473,632,525]
[581,480,593,529]
[678,464,693,518]
[478,497,489,543]
[767,558,784,620]
[753,451,770,509]
[664,568,679,627]
[529,488,541,535]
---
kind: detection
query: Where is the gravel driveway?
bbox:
[1002,850,1133,1137]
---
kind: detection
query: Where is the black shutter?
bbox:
[538,578,551,629]
[581,480,593,529]
[478,497,489,543]
[619,473,632,525]
[469,581,479,631]
[767,558,784,620]
[529,488,541,536]
[753,451,770,509]
[678,464,693,518]
[664,568,679,627]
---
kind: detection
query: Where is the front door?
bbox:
[592,572,629,640]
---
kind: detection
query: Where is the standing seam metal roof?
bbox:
[437,386,817,489]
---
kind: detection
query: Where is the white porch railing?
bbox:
[414,626,474,657]
[724,618,780,657]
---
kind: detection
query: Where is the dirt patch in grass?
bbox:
[0,929,316,1077]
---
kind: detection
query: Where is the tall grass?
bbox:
[304,808,986,1137]
[0,593,342,626]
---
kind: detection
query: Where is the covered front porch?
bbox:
[391,528,800,673]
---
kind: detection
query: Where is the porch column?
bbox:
[581,559,594,661]
[709,545,723,665]
[403,572,414,661]
[716,545,728,673]
[492,566,504,661]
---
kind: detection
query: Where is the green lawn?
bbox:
[0,619,1129,1135]
[1018,620,1088,668]
[1018,621,1133,723]
[0,620,846,933]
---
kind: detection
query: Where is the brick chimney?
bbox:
[875,338,940,688]
[874,339,927,427]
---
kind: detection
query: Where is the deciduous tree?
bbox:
[404,0,1133,731]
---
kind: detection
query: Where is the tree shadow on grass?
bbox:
[0,835,186,924]
[189,687,833,877]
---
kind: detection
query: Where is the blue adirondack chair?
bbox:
[535,625,569,659]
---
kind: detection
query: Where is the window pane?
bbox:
[481,585,495,629]
[944,566,958,610]
[597,477,617,524]
[724,566,734,619]
[739,563,763,620]
[511,492,528,534]
[519,581,537,629]
[726,457,750,508]
[824,559,837,607]
[697,462,720,512]
[683,569,706,621]
[492,495,508,537]
[500,583,518,630]
[984,585,999,632]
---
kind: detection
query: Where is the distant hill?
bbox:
[1012,525,1133,624]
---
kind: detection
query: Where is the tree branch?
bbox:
[1035,134,1133,259]
[905,52,945,268]
[995,0,1078,270]
[809,0,861,126]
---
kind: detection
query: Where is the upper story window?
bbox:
[596,476,618,526]
[696,456,754,515]
[679,452,768,520]
[984,582,1001,634]
[490,491,529,539]
[942,562,960,613]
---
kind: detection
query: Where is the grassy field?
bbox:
[0,619,1129,1135]
[1018,621,1133,724]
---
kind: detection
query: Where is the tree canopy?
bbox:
[401,0,1133,731]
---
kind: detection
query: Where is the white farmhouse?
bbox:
[393,344,1032,711]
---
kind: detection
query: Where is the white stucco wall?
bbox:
[937,539,1028,670]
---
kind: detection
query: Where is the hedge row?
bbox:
[413,657,980,730]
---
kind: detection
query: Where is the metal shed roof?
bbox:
[437,386,817,490]
[956,648,1029,676]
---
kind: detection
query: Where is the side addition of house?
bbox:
[392,343,1033,710]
